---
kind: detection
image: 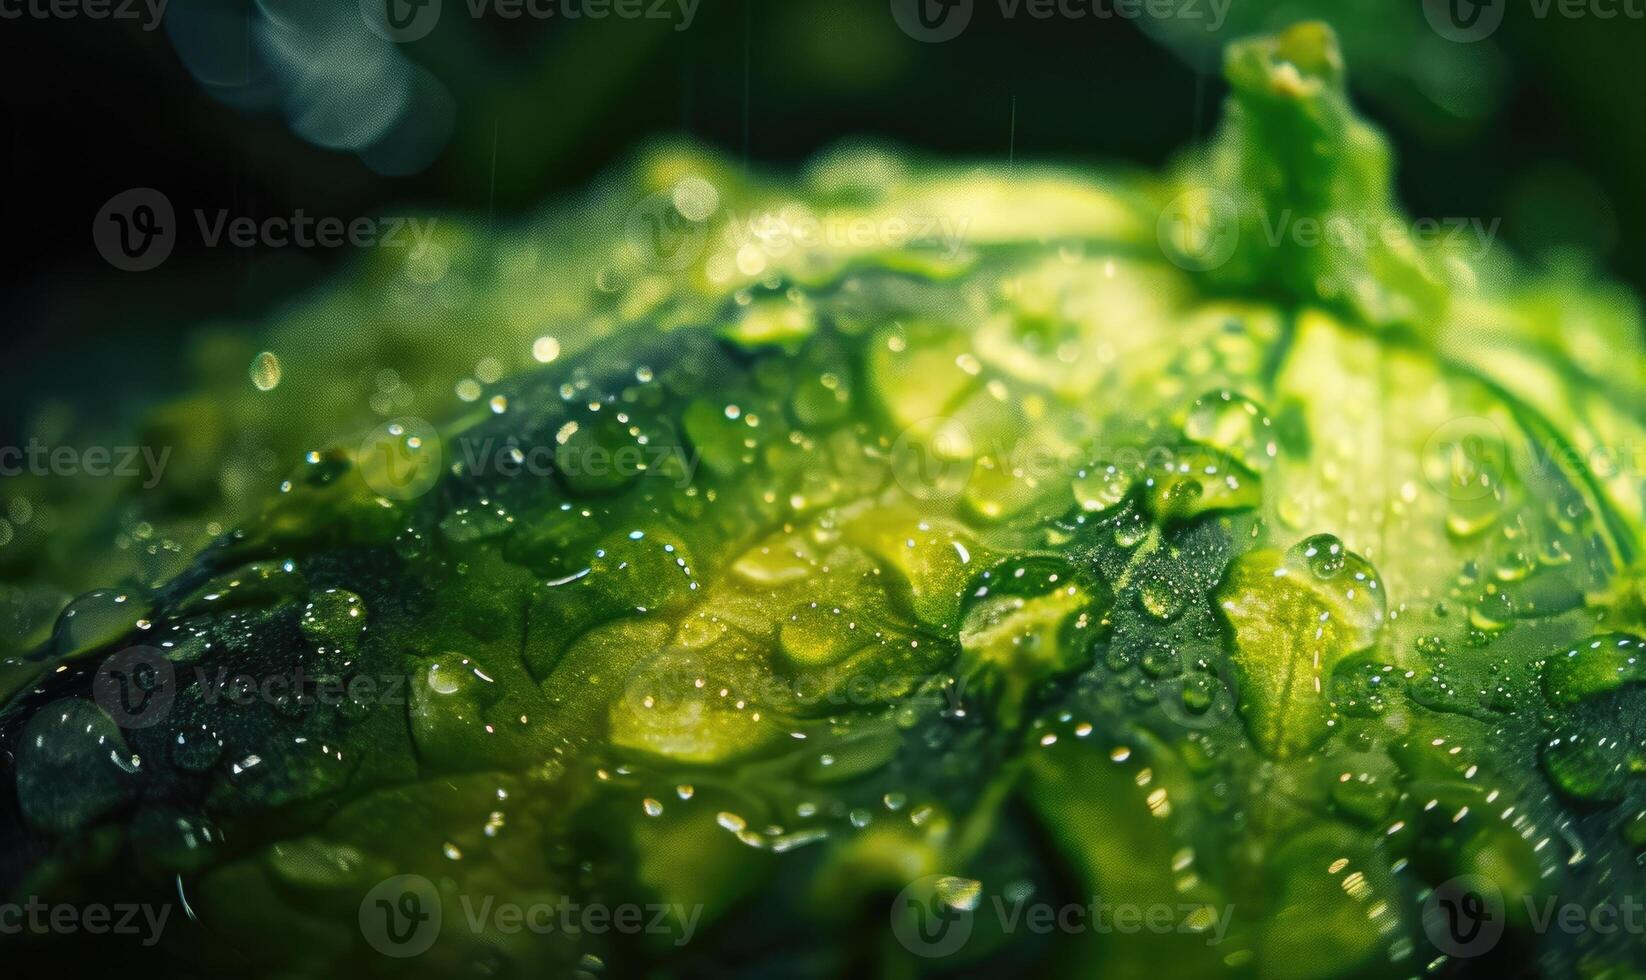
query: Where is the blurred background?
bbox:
[0,0,1642,436]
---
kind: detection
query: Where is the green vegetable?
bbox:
[6,22,1646,978]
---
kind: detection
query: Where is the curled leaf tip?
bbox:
[1167,21,1454,331]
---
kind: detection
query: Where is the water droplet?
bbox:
[1074,463,1131,514]
[299,589,366,656]
[1186,390,1277,470]
[935,876,983,911]
[16,699,140,834]
[533,336,561,363]
[51,589,151,661]
[249,351,282,392]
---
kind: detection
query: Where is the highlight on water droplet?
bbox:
[250,351,282,392]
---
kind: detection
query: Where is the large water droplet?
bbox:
[1073,463,1131,514]
[1185,390,1278,471]
[50,589,151,662]
[16,698,140,835]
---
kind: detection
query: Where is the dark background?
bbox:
[1,0,1642,431]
